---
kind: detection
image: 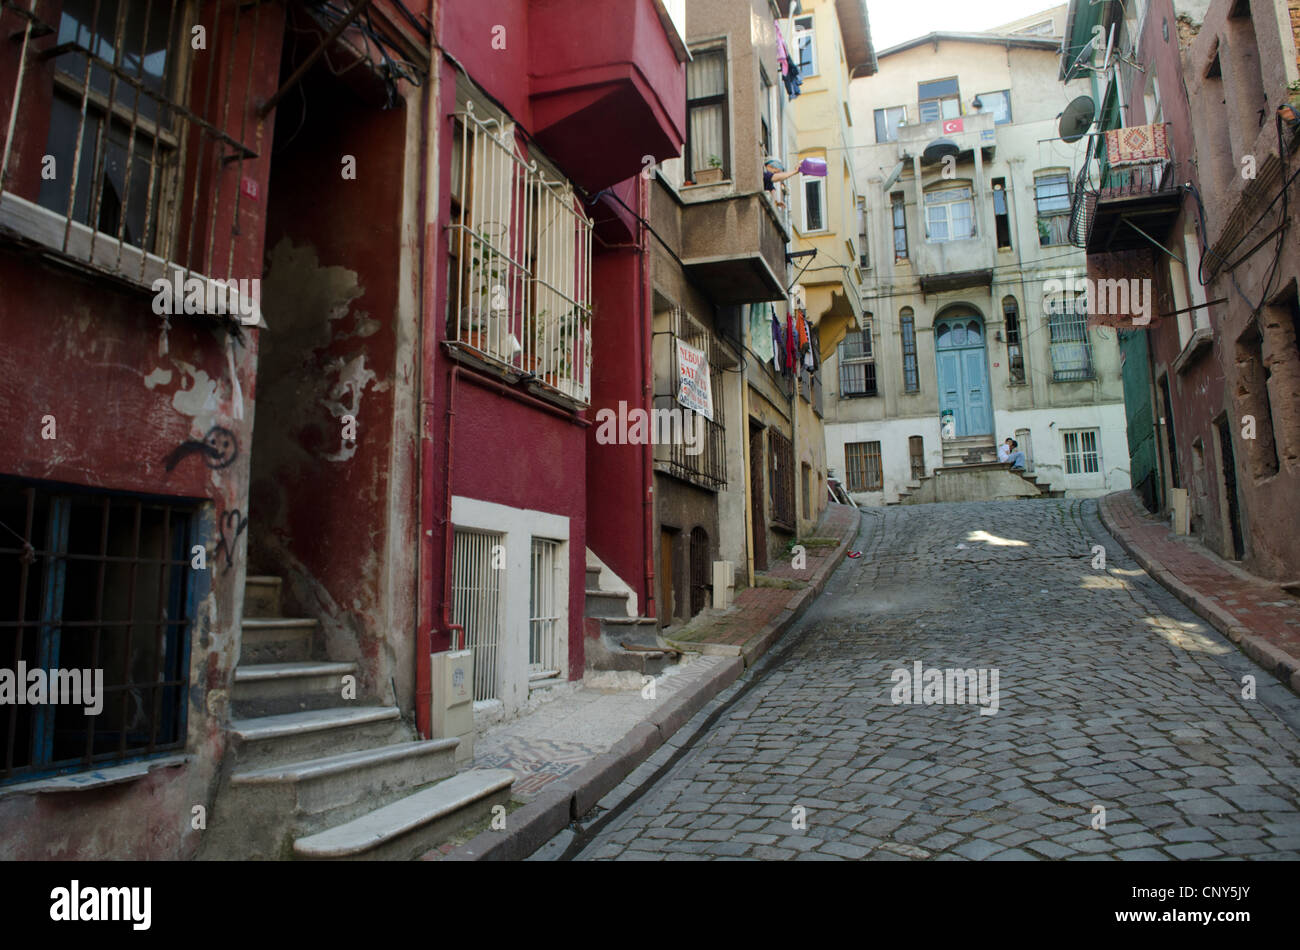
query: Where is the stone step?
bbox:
[585,566,602,588]
[293,768,515,860]
[232,661,359,718]
[244,575,283,619]
[241,617,317,664]
[229,706,410,770]
[598,615,661,648]
[584,588,631,619]
[222,739,462,852]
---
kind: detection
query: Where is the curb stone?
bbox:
[1097,494,1300,699]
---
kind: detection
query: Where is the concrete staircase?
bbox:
[941,435,999,467]
[200,574,512,860]
[583,565,675,675]
[892,462,1063,506]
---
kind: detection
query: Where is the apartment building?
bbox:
[830,17,1131,505]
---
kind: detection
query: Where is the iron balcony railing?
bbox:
[1068,124,1179,249]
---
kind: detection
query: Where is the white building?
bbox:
[828,14,1132,505]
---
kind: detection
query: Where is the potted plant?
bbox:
[695,155,724,185]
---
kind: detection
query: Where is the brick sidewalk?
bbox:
[1099,490,1300,695]
[667,502,861,662]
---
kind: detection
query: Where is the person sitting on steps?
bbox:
[998,438,1027,471]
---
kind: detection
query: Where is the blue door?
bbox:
[935,316,992,436]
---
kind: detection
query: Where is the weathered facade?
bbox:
[1060,0,1300,582]
[833,21,1130,506]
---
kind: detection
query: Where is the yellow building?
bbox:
[777,0,876,525]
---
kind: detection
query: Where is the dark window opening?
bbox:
[992,178,1012,250]
[900,309,919,393]
[1235,321,1279,478]
[688,527,710,618]
[1003,295,1025,383]
[891,192,908,260]
[1,480,196,784]
[838,328,877,396]
[686,48,729,180]
[767,430,796,529]
[845,442,883,492]
[909,436,925,480]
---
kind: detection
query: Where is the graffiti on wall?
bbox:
[164,425,240,472]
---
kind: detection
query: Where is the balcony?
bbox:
[528,0,687,193]
[679,192,789,305]
[894,109,998,161]
[1069,124,1183,254]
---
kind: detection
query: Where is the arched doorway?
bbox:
[934,311,993,436]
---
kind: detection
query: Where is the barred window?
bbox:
[1063,429,1101,474]
[448,101,593,405]
[1,0,263,302]
[1003,295,1026,383]
[653,307,728,491]
[767,429,796,529]
[845,441,883,492]
[908,436,925,481]
[1,480,198,784]
[900,308,919,392]
[1048,292,1094,381]
[838,326,876,396]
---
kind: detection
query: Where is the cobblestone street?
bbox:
[569,499,1300,861]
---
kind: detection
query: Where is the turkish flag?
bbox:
[942,118,964,134]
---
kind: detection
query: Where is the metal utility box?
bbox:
[430,649,475,763]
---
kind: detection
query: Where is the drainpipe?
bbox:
[639,176,657,617]
[414,0,443,739]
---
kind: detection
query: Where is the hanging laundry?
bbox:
[785,311,798,376]
[770,307,785,373]
[782,63,802,99]
[751,303,774,363]
[775,20,790,77]
[797,311,815,371]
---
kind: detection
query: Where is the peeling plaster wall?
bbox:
[251,79,416,712]
[0,260,258,859]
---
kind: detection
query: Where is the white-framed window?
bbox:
[686,46,729,180]
[838,326,876,396]
[802,175,826,232]
[1048,292,1095,380]
[1063,429,1101,474]
[448,100,593,405]
[975,90,1013,124]
[793,15,817,76]
[1035,170,1072,246]
[924,184,975,242]
[918,78,960,122]
[874,105,907,143]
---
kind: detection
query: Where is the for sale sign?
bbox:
[676,340,714,421]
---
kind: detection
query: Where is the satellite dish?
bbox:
[882,158,906,191]
[921,138,959,166]
[1059,95,1096,143]
[1066,35,1098,78]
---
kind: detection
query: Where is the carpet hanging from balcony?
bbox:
[1106,123,1168,166]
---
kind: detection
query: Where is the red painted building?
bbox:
[0,0,684,859]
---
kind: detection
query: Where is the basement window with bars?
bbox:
[1,479,198,784]
[845,441,883,492]
[1063,429,1101,475]
[767,429,796,530]
[1,0,264,294]
[450,528,504,702]
[447,99,593,406]
[528,538,563,682]
[838,326,877,396]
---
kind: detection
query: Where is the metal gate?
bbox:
[451,528,503,701]
[689,527,710,617]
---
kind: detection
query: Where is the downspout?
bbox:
[640,176,657,617]
[415,0,443,739]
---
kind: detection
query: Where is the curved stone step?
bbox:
[244,575,283,618]
[293,768,515,860]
